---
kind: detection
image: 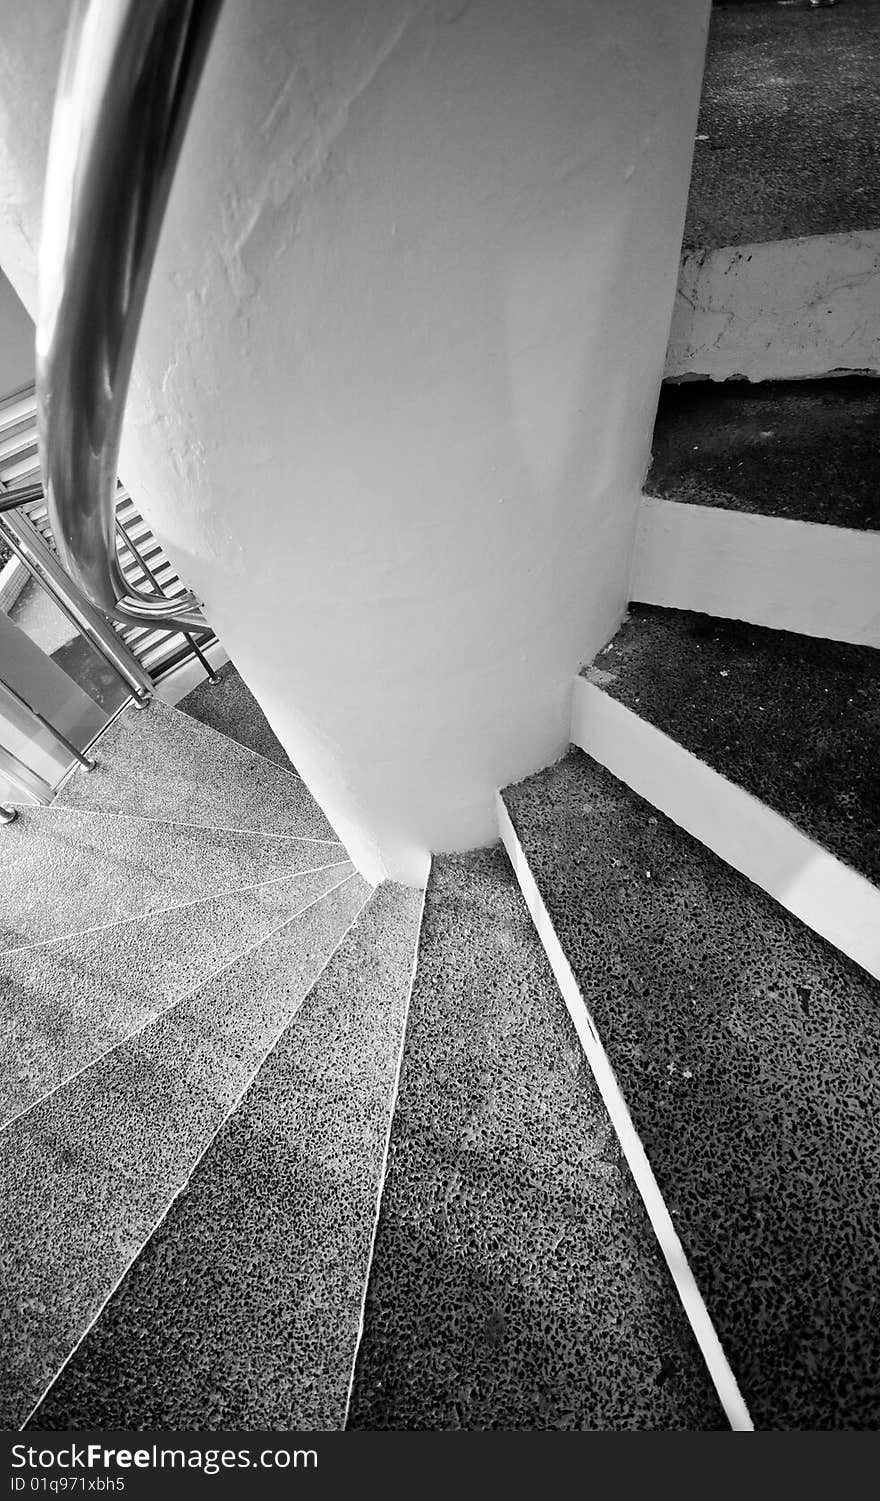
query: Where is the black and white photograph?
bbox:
[0,0,876,1472]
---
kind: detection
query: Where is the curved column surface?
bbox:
[0,0,709,884]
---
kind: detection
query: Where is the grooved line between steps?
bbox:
[0,866,355,1138]
[69,695,308,791]
[341,872,431,1430]
[0,857,352,961]
[20,870,373,1431]
[14,801,346,846]
[496,795,753,1434]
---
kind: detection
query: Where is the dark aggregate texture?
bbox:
[177,661,296,773]
[650,378,880,533]
[503,750,880,1429]
[686,0,880,250]
[348,849,727,1431]
[588,604,880,886]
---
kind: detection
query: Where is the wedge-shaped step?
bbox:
[670,3,880,385]
[0,872,369,1430]
[501,751,880,1429]
[348,849,726,1431]
[684,0,880,252]
[55,698,336,841]
[635,383,880,647]
[177,663,295,774]
[30,883,422,1431]
[0,804,344,953]
[0,864,350,1129]
[650,380,880,533]
[574,605,880,979]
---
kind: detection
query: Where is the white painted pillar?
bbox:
[0,0,709,884]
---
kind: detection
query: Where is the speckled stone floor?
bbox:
[686,0,880,250]
[177,662,295,773]
[0,860,350,1128]
[348,849,726,1431]
[650,378,880,532]
[0,803,345,952]
[0,871,369,1430]
[30,883,423,1432]
[502,750,880,1430]
[588,604,880,886]
[0,666,379,1429]
[55,697,336,840]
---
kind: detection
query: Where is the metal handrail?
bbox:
[0,499,155,705]
[37,0,223,634]
[0,483,44,514]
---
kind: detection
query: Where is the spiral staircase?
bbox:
[2,0,879,1431]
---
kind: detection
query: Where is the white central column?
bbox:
[0,0,710,884]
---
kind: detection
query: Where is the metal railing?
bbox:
[0,675,96,772]
[37,0,223,635]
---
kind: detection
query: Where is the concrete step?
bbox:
[686,0,880,253]
[572,604,880,979]
[667,1,880,382]
[0,860,351,1129]
[650,378,880,533]
[0,870,370,1430]
[29,881,422,1431]
[54,696,338,841]
[348,848,727,1431]
[0,803,341,955]
[500,749,880,1430]
[177,661,296,774]
[635,383,880,648]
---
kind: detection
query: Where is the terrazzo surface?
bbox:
[502,750,880,1430]
[347,849,726,1431]
[33,883,423,1431]
[0,872,369,1430]
[685,0,880,249]
[0,803,346,953]
[0,862,351,1129]
[650,379,880,533]
[177,662,296,773]
[55,698,336,840]
[588,604,880,886]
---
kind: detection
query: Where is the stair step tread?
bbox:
[0,862,352,1129]
[54,697,337,841]
[0,802,343,958]
[502,750,880,1430]
[347,848,727,1431]
[650,378,880,534]
[177,662,297,774]
[588,604,880,887]
[0,872,369,1431]
[30,882,422,1431]
[685,0,880,252]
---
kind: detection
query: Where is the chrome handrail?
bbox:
[37,0,223,635]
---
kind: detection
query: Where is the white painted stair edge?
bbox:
[632,495,880,649]
[665,229,880,383]
[569,676,880,984]
[496,791,752,1433]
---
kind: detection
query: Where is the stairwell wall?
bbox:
[0,269,32,398]
[0,0,709,883]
